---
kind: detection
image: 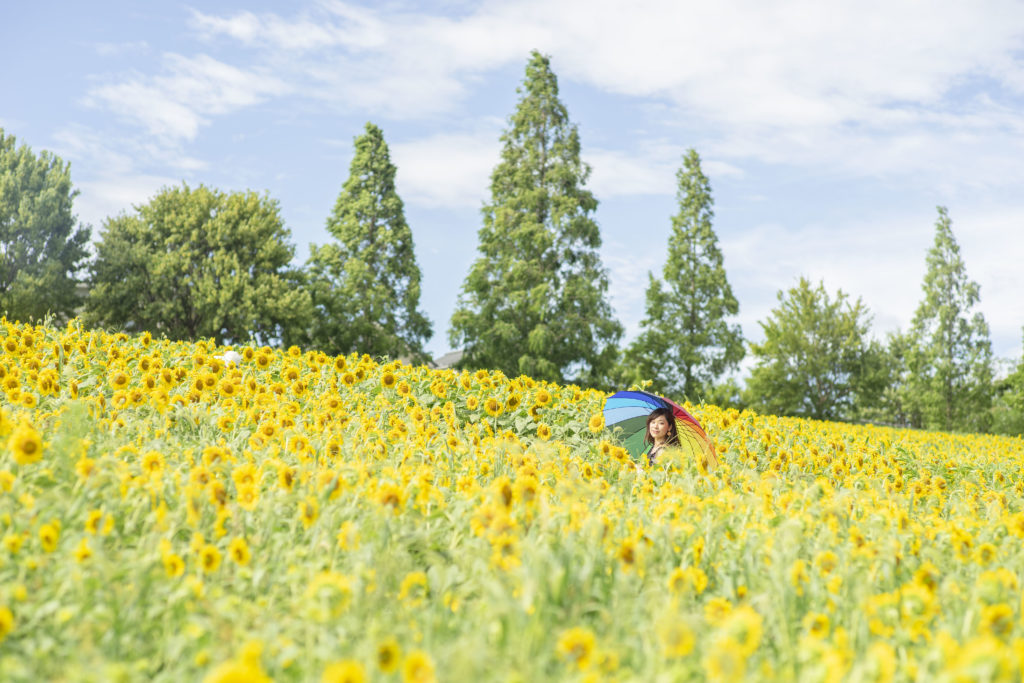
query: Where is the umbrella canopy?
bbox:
[603,390,715,463]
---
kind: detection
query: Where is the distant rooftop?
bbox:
[431,350,463,369]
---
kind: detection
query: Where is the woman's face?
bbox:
[649,415,670,442]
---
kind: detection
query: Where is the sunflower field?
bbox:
[2,318,1024,682]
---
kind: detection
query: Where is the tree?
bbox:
[746,277,875,421]
[856,330,915,427]
[904,206,993,433]
[449,51,622,386]
[304,123,432,362]
[0,129,91,322]
[619,149,744,401]
[991,334,1024,436]
[86,183,310,345]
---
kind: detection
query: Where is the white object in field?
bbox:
[217,350,242,365]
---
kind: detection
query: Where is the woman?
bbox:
[643,407,680,466]
[643,406,720,471]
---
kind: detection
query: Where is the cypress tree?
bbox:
[620,150,744,400]
[905,206,993,432]
[449,51,621,385]
[305,123,432,362]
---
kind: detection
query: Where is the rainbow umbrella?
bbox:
[603,390,714,462]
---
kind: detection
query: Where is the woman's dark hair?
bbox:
[643,407,680,448]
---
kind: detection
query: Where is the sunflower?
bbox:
[278,466,296,492]
[141,450,165,476]
[398,571,428,606]
[483,397,503,417]
[974,542,998,566]
[39,522,59,553]
[556,627,596,670]
[657,619,695,658]
[401,650,435,683]
[72,539,92,563]
[199,544,221,573]
[236,485,259,511]
[0,606,14,642]
[299,497,319,528]
[202,660,270,683]
[228,537,251,566]
[8,422,43,465]
[980,603,1014,637]
[109,371,129,390]
[3,534,22,554]
[377,638,401,673]
[322,660,366,683]
[702,638,746,682]
[536,423,552,441]
[163,552,186,578]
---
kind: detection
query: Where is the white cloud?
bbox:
[719,206,1024,358]
[585,143,744,199]
[602,244,660,339]
[586,147,677,198]
[93,41,149,56]
[85,53,290,141]
[182,1,1024,187]
[390,127,502,208]
[0,117,24,134]
[50,126,194,228]
[75,174,181,229]
[59,0,1024,363]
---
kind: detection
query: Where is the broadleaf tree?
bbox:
[746,277,878,421]
[620,149,744,401]
[991,328,1024,436]
[904,206,993,432]
[304,123,432,362]
[0,129,91,322]
[449,51,622,386]
[86,183,311,345]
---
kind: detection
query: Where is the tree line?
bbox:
[2,51,1021,436]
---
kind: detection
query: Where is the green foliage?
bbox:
[988,326,1024,436]
[704,377,748,411]
[746,277,877,421]
[449,51,622,386]
[991,349,1024,437]
[903,207,993,433]
[304,123,432,362]
[854,331,916,428]
[0,129,91,322]
[85,183,310,345]
[619,150,744,401]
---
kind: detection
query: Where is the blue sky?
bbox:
[4,1,1024,369]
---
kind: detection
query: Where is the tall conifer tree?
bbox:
[620,150,743,400]
[905,206,993,432]
[449,51,622,385]
[305,123,432,362]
